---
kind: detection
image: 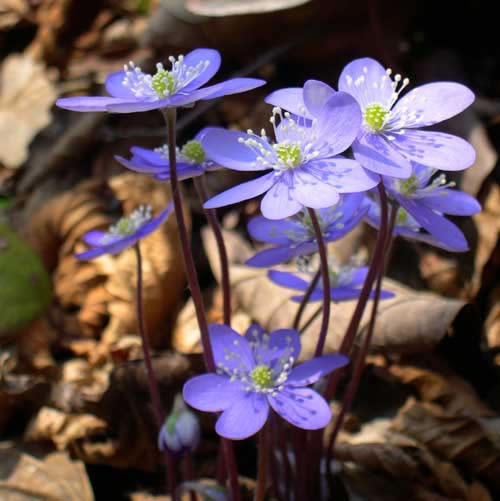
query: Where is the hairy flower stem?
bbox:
[323,183,389,402]
[255,424,270,501]
[162,108,241,501]
[307,208,331,357]
[193,176,232,326]
[134,243,176,495]
[292,269,321,330]
[163,108,215,371]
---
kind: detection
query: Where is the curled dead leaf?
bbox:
[0,443,94,500]
[393,398,500,491]
[186,0,311,16]
[0,54,56,168]
[26,173,186,360]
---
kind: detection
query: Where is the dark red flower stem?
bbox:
[134,243,176,495]
[324,183,389,402]
[307,208,331,357]
[325,202,396,463]
[292,268,321,330]
[193,176,232,326]
[162,108,241,501]
[255,423,270,501]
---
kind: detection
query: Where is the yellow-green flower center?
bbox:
[152,69,175,97]
[250,365,273,388]
[396,207,409,224]
[364,103,388,131]
[115,217,135,235]
[276,143,302,168]
[399,175,418,195]
[181,140,205,164]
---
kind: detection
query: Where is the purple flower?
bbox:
[183,324,348,440]
[266,66,475,178]
[246,192,367,267]
[201,93,378,220]
[75,202,173,259]
[115,129,218,182]
[365,163,481,251]
[268,264,394,303]
[158,394,201,455]
[56,49,265,113]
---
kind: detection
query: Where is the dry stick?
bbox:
[162,108,241,501]
[307,209,331,357]
[325,204,397,463]
[134,243,176,495]
[254,424,270,501]
[323,184,390,402]
[292,268,321,330]
[193,176,232,326]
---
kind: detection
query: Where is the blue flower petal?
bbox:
[216,392,269,440]
[204,173,276,209]
[180,48,221,92]
[261,174,303,219]
[201,128,271,171]
[105,71,137,99]
[267,270,309,291]
[247,216,306,245]
[209,324,255,373]
[56,96,128,112]
[418,190,481,216]
[393,82,474,128]
[353,133,412,178]
[268,387,331,430]
[183,374,245,412]
[314,91,362,155]
[287,354,349,387]
[303,79,336,117]
[338,57,394,110]
[392,130,476,171]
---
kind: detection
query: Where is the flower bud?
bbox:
[158,394,200,455]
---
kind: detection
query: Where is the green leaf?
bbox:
[0,223,52,334]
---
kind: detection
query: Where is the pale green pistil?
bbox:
[399,175,418,195]
[276,143,302,168]
[115,218,135,235]
[152,69,175,97]
[181,140,205,164]
[250,365,273,388]
[396,207,409,224]
[364,103,388,131]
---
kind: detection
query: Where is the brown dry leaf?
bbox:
[27,173,186,361]
[392,398,500,490]
[471,183,500,297]
[0,442,94,500]
[0,54,56,168]
[485,287,500,352]
[25,407,107,452]
[186,0,311,16]
[0,346,49,433]
[172,286,251,353]
[334,442,491,500]
[0,0,29,29]
[201,228,470,358]
[28,0,104,67]
[388,363,494,418]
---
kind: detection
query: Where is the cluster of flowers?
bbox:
[58,49,479,445]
